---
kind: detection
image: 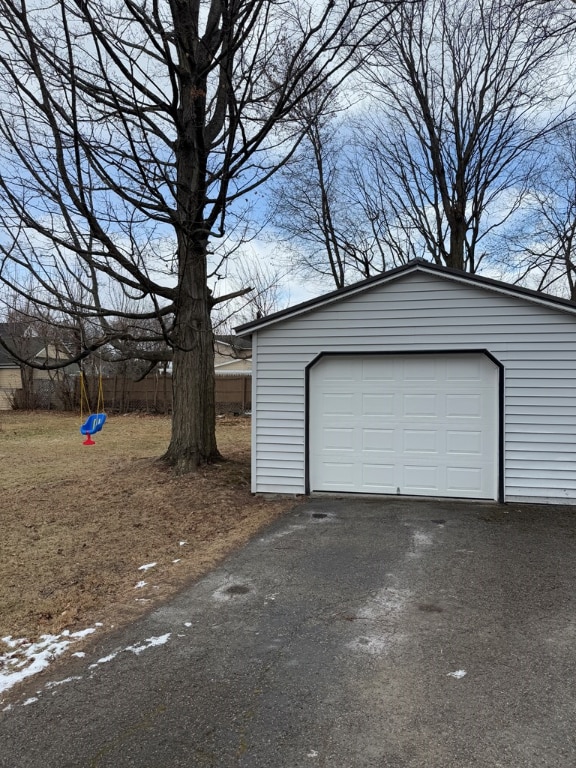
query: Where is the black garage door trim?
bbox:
[304,349,504,502]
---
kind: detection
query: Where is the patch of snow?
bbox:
[184,622,192,627]
[44,676,82,690]
[307,750,319,758]
[86,634,171,673]
[0,627,98,695]
[448,669,467,679]
[179,541,187,546]
[172,559,181,563]
[72,652,86,658]
[138,562,157,571]
[124,634,171,656]
[88,652,119,669]
[22,697,38,706]
[134,581,147,589]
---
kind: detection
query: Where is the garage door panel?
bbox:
[362,358,396,381]
[402,358,438,380]
[310,354,498,500]
[363,393,395,416]
[403,393,437,417]
[445,357,485,380]
[446,430,482,455]
[322,393,356,415]
[446,393,482,418]
[362,464,396,490]
[323,427,355,451]
[446,466,484,493]
[403,430,438,453]
[403,464,439,491]
[322,360,357,381]
[320,462,356,487]
[362,428,395,452]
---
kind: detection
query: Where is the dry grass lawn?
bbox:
[0,411,297,652]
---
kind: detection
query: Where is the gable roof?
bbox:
[0,323,25,366]
[235,258,576,336]
[0,340,49,367]
[215,333,251,350]
[0,346,16,367]
[0,330,58,368]
[0,322,29,338]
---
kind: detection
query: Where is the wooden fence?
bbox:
[8,373,251,413]
[97,374,251,414]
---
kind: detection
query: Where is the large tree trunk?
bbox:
[162,242,220,473]
[161,13,220,474]
[448,224,466,272]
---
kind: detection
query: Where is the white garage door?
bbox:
[309,354,498,499]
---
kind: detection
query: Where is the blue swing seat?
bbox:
[80,413,107,436]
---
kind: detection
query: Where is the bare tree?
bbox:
[270,98,390,289]
[509,125,576,299]
[0,0,397,471]
[356,0,575,273]
[0,294,81,408]
[212,252,290,335]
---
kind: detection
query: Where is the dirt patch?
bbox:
[0,411,297,651]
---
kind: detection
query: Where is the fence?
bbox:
[97,374,251,414]
[4,373,252,414]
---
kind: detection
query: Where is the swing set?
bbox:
[79,371,107,446]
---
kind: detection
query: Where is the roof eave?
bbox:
[234,259,576,336]
[235,261,420,335]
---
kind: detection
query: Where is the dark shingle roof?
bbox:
[0,345,16,367]
[214,334,252,351]
[0,332,46,367]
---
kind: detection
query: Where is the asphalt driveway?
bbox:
[2,497,576,767]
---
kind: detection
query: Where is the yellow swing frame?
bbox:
[79,370,107,445]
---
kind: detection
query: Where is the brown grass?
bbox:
[0,411,297,648]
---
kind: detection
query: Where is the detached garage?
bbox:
[235,259,576,504]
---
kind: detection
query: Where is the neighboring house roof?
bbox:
[0,327,72,369]
[0,347,16,367]
[235,258,576,336]
[0,336,46,367]
[215,334,252,352]
[0,322,31,338]
[215,357,252,373]
[0,323,26,367]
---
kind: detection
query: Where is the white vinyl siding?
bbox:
[250,271,576,503]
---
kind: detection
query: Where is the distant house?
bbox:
[0,344,22,410]
[214,334,252,375]
[0,323,76,409]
